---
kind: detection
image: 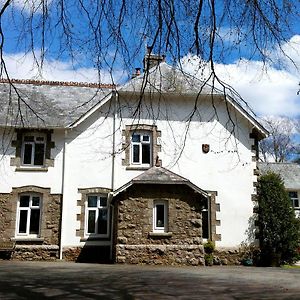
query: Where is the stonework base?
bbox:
[115,244,205,266]
[213,248,246,265]
[63,246,111,263]
[12,245,59,261]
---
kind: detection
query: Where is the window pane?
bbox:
[142,135,150,142]
[202,210,209,239]
[88,196,98,207]
[23,144,33,164]
[142,144,150,164]
[98,209,108,234]
[88,210,96,233]
[132,134,140,142]
[156,204,165,227]
[133,144,140,163]
[20,195,30,207]
[29,209,40,234]
[294,199,299,208]
[289,191,298,198]
[19,210,28,233]
[24,136,34,142]
[100,197,107,207]
[36,136,45,142]
[32,196,40,207]
[34,143,45,165]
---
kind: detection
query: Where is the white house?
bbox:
[0,54,268,265]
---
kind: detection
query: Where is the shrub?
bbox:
[204,240,215,254]
[257,172,300,266]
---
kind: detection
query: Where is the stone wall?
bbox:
[63,246,111,263]
[113,184,206,265]
[0,186,62,260]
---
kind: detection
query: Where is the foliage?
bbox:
[204,240,215,266]
[204,240,215,254]
[257,172,300,266]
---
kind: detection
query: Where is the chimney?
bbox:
[143,46,165,71]
[131,67,141,79]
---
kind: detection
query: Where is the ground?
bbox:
[0,261,299,299]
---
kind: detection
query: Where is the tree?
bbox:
[257,172,300,266]
[259,116,299,162]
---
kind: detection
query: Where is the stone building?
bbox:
[0,54,267,264]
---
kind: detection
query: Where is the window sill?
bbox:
[148,232,172,238]
[126,166,151,171]
[15,167,48,172]
[12,237,44,243]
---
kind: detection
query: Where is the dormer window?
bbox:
[22,134,45,166]
[131,132,151,166]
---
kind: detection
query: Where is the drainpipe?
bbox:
[110,90,118,261]
[59,129,68,260]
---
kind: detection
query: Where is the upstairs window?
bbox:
[85,195,109,237]
[17,194,41,236]
[131,132,152,166]
[22,133,45,166]
[288,191,300,209]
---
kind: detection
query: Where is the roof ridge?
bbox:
[0,78,116,89]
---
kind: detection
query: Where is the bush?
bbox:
[204,253,214,266]
[257,172,300,266]
[204,240,215,254]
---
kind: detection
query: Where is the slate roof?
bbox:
[258,162,300,190]
[120,62,213,95]
[0,79,114,128]
[113,166,208,197]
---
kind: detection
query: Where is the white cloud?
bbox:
[181,36,300,118]
[3,52,125,84]
[0,0,53,14]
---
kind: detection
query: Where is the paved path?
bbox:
[0,261,299,299]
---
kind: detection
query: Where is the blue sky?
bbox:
[1,0,300,119]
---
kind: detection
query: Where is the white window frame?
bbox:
[153,201,168,232]
[288,191,300,209]
[85,195,109,238]
[130,131,152,167]
[21,133,46,166]
[16,194,42,237]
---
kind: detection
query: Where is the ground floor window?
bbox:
[16,194,41,236]
[85,195,109,237]
[153,201,168,232]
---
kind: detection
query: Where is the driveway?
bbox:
[0,261,299,299]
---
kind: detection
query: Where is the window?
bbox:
[153,201,168,232]
[17,194,41,236]
[288,191,300,209]
[85,195,109,237]
[202,198,209,239]
[131,132,151,166]
[21,133,45,166]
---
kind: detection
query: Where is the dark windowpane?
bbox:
[88,210,96,233]
[142,135,150,142]
[100,197,107,207]
[88,196,97,207]
[29,209,40,234]
[20,196,30,207]
[23,144,33,164]
[202,210,209,239]
[156,204,165,227]
[98,209,108,234]
[36,136,44,142]
[32,196,40,207]
[24,136,34,142]
[19,210,28,233]
[142,144,150,164]
[294,199,299,208]
[289,191,298,198]
[133,144,140,163]
[132,134,140,142]
[34,143,45,165]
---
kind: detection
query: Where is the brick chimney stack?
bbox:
[143,46,165,71]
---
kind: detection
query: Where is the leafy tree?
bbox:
[259,117,299,163]
[257,172,300,266]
